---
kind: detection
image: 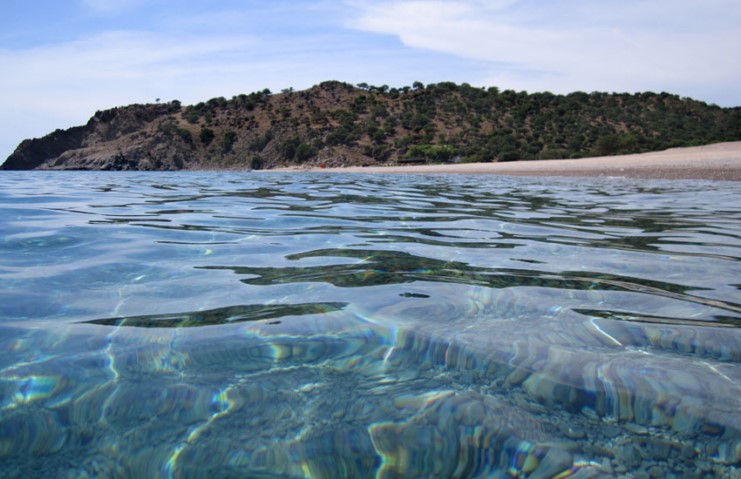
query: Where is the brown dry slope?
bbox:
[3,81,740,171]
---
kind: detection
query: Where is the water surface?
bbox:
[1,171,740,478]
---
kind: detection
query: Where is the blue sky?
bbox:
[2,0,740,160]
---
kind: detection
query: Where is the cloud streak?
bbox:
[0,31,258,148]
[348,0,741,103]
[79,0,148,14]
[0,8,465,159]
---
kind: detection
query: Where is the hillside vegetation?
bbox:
[3,81,740,170]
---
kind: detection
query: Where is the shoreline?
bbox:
[269,141,741,181]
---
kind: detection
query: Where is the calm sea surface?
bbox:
[0,171,740,478]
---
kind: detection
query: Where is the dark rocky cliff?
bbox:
[3,81,740,170]
[2,125,90,170]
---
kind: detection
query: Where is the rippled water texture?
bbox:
[1,171,740,478]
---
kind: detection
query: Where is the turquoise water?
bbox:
[0,171,739,478]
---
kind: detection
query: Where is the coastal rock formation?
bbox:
[3,81,740,170]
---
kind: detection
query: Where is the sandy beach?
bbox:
[273,141,741,181]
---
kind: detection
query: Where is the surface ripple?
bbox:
[0,171,740,477]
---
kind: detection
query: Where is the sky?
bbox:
[2,0,740,161]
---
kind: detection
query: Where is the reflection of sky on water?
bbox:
[0,171,739,476]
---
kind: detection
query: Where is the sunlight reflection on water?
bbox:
[0,171,739,477]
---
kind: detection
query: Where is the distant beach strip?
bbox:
[273,141,741,181]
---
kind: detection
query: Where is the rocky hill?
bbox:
[3,81,740,170]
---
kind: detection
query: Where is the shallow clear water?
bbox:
[0,171,740,478]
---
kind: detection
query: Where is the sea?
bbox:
[0,171,739,478]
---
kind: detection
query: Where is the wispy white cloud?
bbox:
[0,9,460,159]
[0,30,258,157]
[79,0,148,14]
[0,30,256,120]
[347,0,741,103]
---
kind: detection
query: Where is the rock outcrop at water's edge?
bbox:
[1,102,191,171]
[3,80,741,170]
